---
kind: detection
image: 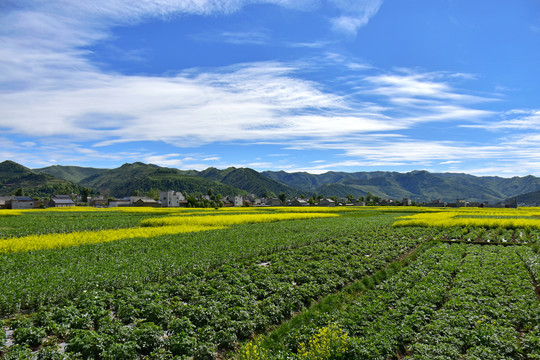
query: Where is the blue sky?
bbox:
[1,0,540,176]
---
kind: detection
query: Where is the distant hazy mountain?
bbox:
[263,170,540,203]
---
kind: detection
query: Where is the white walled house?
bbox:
[228,195,244,207]
[160,191,186,207]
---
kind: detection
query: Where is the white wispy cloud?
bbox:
[286,139,506,164]
[460,109,540,130]
[191,30,271,45]
[364,71,493,103]
[144,154,184,167]
[329,0,383,35]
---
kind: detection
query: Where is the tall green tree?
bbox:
[81,188,90,202]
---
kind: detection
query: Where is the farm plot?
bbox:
[248,243,540,359]
[0,209,429,359]
[0,212,339,253]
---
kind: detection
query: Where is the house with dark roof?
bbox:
[7,196,35,209]
[319,198,336,207]
[265,198,282,206]
[134,198,159,207]
[48,195,76,207]
[291,198,309,206]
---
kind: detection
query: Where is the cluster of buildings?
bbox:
[0,195,76,209]
[420,198,517,208]
[0,191,518,210]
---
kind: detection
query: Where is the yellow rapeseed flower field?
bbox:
[394,207,540,229]
[0,210,23,217]
[141,212,339,227]
[0,211,338,253]
[0,224,225,254]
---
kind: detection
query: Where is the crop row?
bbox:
[405,245,540,359]
[252,242,467,358]
[0,214,427,358]
[246,243,540,359]
[437,226,540,244]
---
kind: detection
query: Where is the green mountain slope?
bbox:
[34,165,107,183]
[198,167,299,197]
[314,183,367,198]
[506,189,540,206]
[79,163,245,198]
[7,160,540,202]
[0,160,88,197]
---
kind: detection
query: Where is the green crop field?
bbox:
[1,207,539,359]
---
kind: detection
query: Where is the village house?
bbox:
[456,199,468,207]
[423,199,447,207]
[7,196,35,209]
[160,190,186,207]
[48,195,75,207]
[228,195,244,207]
[319,198,336,207]
[266,198,282,206]
[291,198,309,206]
[134,198,159,207]
[251,198,264,206]
[108,199,132,207]
[89,197,109,207]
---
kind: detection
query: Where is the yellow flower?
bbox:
[297,323,350,360]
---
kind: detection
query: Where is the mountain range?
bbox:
[2,160,540,203]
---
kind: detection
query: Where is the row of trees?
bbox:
[186,189,224,208]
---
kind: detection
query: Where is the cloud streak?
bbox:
[1,60,493,149]
[329,0,383,35]
[461,109,540,130]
